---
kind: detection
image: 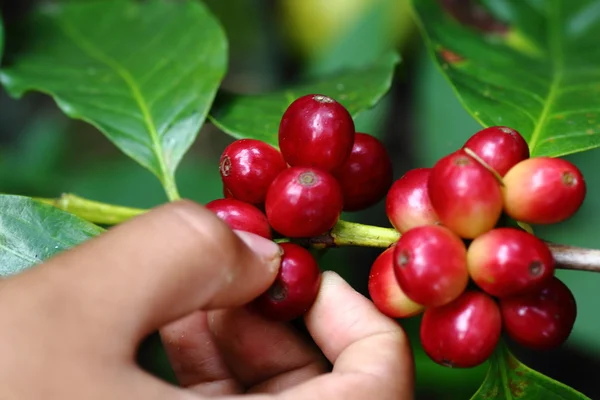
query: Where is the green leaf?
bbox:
[0,0,227,200]
[209,52,400,147]
[472,343,590,399]
[0,195,103,277]
[412,0,600,157]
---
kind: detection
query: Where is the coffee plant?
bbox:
[0,0,599,398]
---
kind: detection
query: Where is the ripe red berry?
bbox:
[250,242,321,321]
[278,94,355,172]
[265,166,343,237]
[503,157,586,224]
[205,198,272,239]
[500,277,577,350]
[428,149,503,239]
[219,139,287,206]
[386,168,439,233]
[393,225,469,307]
[332,133,393,211]
[467,228,555,298]
[420,291,502,368]
[368,246,425,319]
[463,126,530,176]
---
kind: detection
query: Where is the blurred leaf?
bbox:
[0,194,103,277]
[209,52,400,147]
[472,342,589,399]
[0,0,227,199]
[412,0,600,157]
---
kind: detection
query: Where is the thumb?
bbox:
[11,200,282,342]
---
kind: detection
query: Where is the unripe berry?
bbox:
[368,246,425,319]
[500,277,577,350]
[265,166,343,237]
[503,157,586,224]
[467,228,555,298]
[219,139,287,206]
[386,168,439,233]
[463,126,529,176]
[420,291,502,368]
[278,94,355,172]
[333,133,393,211]
[251,243,321,321]
[205,198,272,239]
[393,225,469,307]
[428,149,503,239]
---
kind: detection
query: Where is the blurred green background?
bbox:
[1,0,599,398]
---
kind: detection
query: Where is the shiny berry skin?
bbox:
[503,157,586,224]
[467,228,555,298]
[251,243,321,321]
[463,126,530,176]
[278,94,355,172]
[219,139,287,206]
[368,246,425,319]
[205,198,272,239]
[386,168,439,233]
[428,149,503,239]
[393,225,469,307]
[332,133,393,211]
[500,277,577,350]
[420,291,502,368]
[265,166,343,237]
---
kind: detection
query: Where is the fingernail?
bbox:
[234,230,282,271]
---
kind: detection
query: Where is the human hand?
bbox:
[0,200,414,399]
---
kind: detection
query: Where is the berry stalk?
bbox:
[34,194,600,273]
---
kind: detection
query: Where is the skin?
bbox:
[0,200,414,400]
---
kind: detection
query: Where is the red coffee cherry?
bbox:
[420,291,502,368]
[205,198,272,239]
[467,228,555,298]
[332,133,393,211]
[250,243,321,321]
[428,149,503,239]
[500,277,577,350]
[265,166,343,237]
[393,225,469,307]
[278,94,355,172]
[385,168,439,233]
[219,139,287,206]
[503,157,586,224]
[463,126,529,176]
[368,246,425,319]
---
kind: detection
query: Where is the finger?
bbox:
[7,200,282,346]
[159,311,243,396]
[207,306,329,393]
[286,271,414,399]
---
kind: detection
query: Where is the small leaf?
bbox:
[209,52,400,147]
[412,0,600,157]
[472,342,590,399]
[0,195,103,277]
[0,0,227,199]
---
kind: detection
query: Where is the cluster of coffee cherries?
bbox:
[370,125,586,368]
[206,93,393,321]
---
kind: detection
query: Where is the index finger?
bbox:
[282,271,415,399]
[5,200,282,343]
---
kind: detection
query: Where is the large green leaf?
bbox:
[472,343,590,399]
[0,0,227,200]
[209,52,400,146]
[412,0,600,157]
[0,195,103,277]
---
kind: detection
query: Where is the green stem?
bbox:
[34,193,146,225]
[162,175,181,201]
[34,194,600,273]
